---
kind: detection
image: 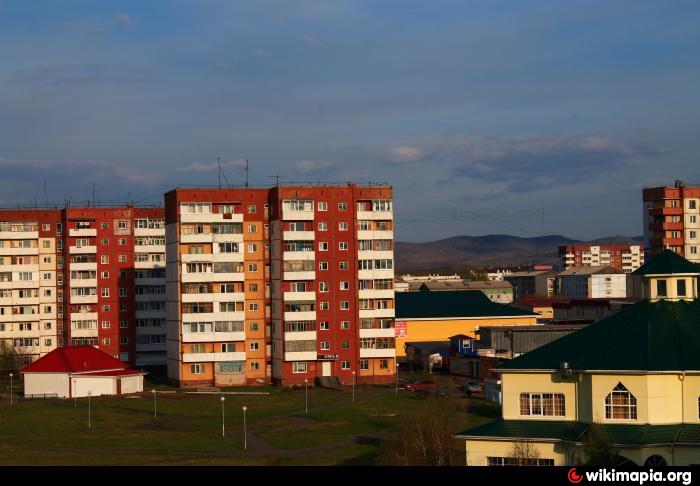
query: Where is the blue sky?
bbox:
[1,0,700,242]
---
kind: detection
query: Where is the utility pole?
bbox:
[217,157,222,188]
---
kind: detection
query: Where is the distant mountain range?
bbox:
[395,234,644,273]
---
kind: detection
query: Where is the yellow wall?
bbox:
[396,316,536,358]
[465,439,569,466]
[502,372,578,421]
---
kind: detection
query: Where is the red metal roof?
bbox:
[21,346,129,373]
[84,369,145,377]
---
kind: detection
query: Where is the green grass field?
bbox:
[0,374,499,465]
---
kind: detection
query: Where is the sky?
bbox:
[1,0,700,242]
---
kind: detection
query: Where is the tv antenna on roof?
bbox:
[217,157,232,188]
[267,174,284,186]
[244,160,250,188]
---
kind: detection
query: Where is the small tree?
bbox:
[583,423,621,466]
[0,341,19,373]
[378,399,460,466]
[508,440,541,465]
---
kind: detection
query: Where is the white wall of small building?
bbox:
[23,373,70,398]
[73,376,116,397]
[590,274,627,298]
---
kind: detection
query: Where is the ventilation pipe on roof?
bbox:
[560,361,573,379]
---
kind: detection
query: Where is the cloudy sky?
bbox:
[2,0,700,242]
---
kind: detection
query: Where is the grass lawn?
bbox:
[0,373,499,466]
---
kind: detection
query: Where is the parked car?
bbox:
[459,381,482,397]
[404,380,436,392]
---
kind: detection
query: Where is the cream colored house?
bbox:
[457,250,700,466]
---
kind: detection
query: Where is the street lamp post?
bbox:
[242,406,248,451]
[220,396,225,438]
[73,378,77,407]
[9,373,13,406]
[87,391,92,429]
[152,388,157,418]
[304,379,308,414]
[351,371,356,405]
[395,362,400,394]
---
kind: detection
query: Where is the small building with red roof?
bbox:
[21,346,144,398]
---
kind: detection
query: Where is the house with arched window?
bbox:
[457,249,700,466]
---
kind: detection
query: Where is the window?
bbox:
[319,302,329,310]
[247,243,258,253]
[119,288,127,297]
[102,338,110,345]
[248,263,258,272]
[340,301,350,310]
[690,200,697,210]
[293,362,307,373]
[250,342,259,351]
[359,359,369,370]
[605,383,637,420]
[318,202,328,211]
[249,303,259,311]
[339,261,349,270]
[339,242,348,250]
[101,288,110,297]
[338,202,347,211]
[101,321,110,329]
[656,279,667,297]
[318,222,328,231]
[319,242,328,251]
[118,221,127,230]
[120,336,128,345]
[487,457,554,466]
[519,393,565,416]
[250,322,259,331]
[248,204,256,214]
[101,271,109,279]
[338,222,348,231]
[341,361,350,370]
[118,238,127,246]
[319,262,328,271]
[118,255,127,263]
[191,364,205,374]
[320,342,330,350]
[247,224,257,233]
[101,255,109,264]
[319,282,329,292]
[120,320,128,328]
[340,281,349,290]
[319,321,329,330]
[101,238,109,246]
[678,279,687,297]
[341,341,350,349]
[340,321,350,329]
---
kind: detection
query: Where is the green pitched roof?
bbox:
[497,299,700,372]
[632,249,700,276]
[395,290,536,319]
[457,420,700,446]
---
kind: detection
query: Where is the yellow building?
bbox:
[457,250,700,466]
[394,290,537,358]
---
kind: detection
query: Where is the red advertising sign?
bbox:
[395,321,407,338]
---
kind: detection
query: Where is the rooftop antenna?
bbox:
[217,157,222,188]
[92,183,96,208]
[267,174,284,186]
[44,181,49,208]
[244,159,250,188]
[219,158,232,188]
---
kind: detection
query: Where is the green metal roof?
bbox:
[457,420,700,446]
[632,249,700,276]
[497,298,700,372]
[395,290,536,319]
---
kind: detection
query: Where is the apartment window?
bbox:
[341,361,350,370]
[247,243,258,253]
[319,262,328,271]
[656,279,668,297]
[101,255,109,264]
[118,238,126,246]
[339,242,348,250]
[339,262,349,270]
[487,457,554,466]
[247,224,257,233]
[250,342,259,351]
[292,362,307,373]
[117,221,127,230]
[318,222,328,231]
[248,283,258,292]
[42,240,51,249]
[340,321,350,329]
[120,304,127,312]
[249,303,259,311]
[340,281,349,290]
[102,338,110,345]
[248,204,256,214]
[119,255,127,263]
[320,342,330,350]
[338,202,347,211]
[41,223,50,231]
[100,222,108,229]
[341,341,350,349]
[338,222,349,231]
[690,200,697,210]
[319,302,329,310]
[101,271,109,279]
[101,321,110,329]
[319,321,329,330]
[119,288,127,297]
[250,322,259,331]
[250,362,260,371]
[101,288,110,297]
[340,301,350,310]
[318,202,328,211]
[605,383,637,420]
[102,305,110,312]
[692,246,698,255]
[219,242,239,253]
[319,282,329,292]
[191,364,205,375]
[120,336,128,345]
[691,231,698,240]
[519,393,565,416]
[248,263,258,272]
[319,242,328,251]
[120,320,128,328]
[691,216,698,224]
[101,238,109,246]
[359,359,369,371]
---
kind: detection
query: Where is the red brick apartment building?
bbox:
[164,184,396,387]
[0,207,166,367]
[558,244,644,273]
[643,180,700,263]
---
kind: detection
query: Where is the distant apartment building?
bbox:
[559,244,644,273]
[643,180,700,263]
[504,270,557,301]
[557,265,627,299]
[164,184,396,387]
[0,207,165,367]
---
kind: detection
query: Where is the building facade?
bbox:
[559,244,644,273]
[556,266,627,299]
[164,184,396,387]
[643,180,700,263]
[0,207,166,368]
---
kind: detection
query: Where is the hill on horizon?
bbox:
[395,234,644,272]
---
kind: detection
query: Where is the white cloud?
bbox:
[294,160,334,174]
[388,146,422,163]
[116,14,136,27]
[176,159,247,172]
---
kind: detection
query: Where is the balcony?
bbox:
[0,231,38,240]
[5,247,40,256]
[284,351,317,361]
[282,210,314,221]
[182,331,246,343]
[134,260,166,269]
[70,262,97,271]
[283,291,316,301]
[284,331,317,341]
[180,234,212,244]
[359,348,395,358]
[69,228,97,237]
[182,311,246,323]
[134,227,165,237]
[649,222,684,231]
[283,231,315,241]
[212,233,244,244]
[356,210,393,221]
[70,295,98,304]
[284,310,316,321]
[358,289,394,299]
[69,246,97,254]
[358,269,394,280]
[357,250,393,260]
[70,328,99,338]
[649,206,683,216]
[182,351,247,363]
[134,277,164,286]
[359,328,396,338]
[284,271,316,281]
[181,292,245,303]
[180,213,244,224]
[282,251,315,261]
[357,230,394,240]
[135,293,165,302]
[69,279,97,288]
[359,308,395,319]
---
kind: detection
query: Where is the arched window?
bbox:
[644,455,667,467]
[605,383,637,420]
